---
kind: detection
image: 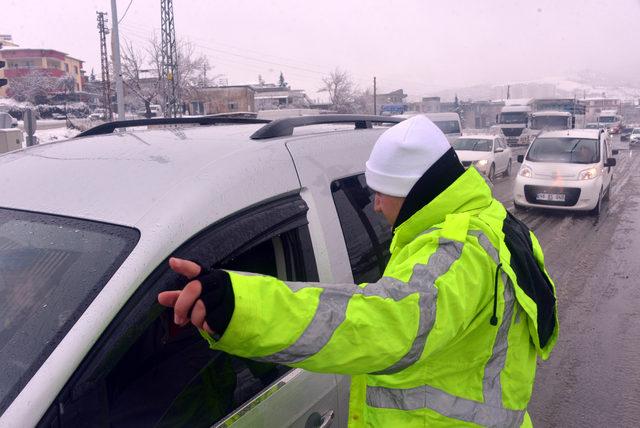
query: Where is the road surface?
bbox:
[491,139,640,427]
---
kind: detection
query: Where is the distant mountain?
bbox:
[431,70,640,102]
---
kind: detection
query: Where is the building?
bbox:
[186,85,256,115]
[0,48,84,97]
[376,89,407,113]
[251,84,313,110]
[0,34,18,47]
[460,100,504,129]
[583,98,622,123]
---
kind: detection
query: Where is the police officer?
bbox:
[159,115,558,427]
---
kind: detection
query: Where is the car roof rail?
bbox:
[249,114,404,140]
[76,116,271,137]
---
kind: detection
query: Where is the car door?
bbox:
[38,195,341,428]
[492,138,505,171]
[602,134,613,189]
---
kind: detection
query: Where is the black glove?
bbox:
[181,263,235,335]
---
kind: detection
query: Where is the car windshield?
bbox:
[530,116,568,130]
[452,138,493,151]
[526,137,600,164]
[633,129,640,134]
[598,116,616,123]
[433,120,461,135]
[499,112,528,124]
[0,209,139,414]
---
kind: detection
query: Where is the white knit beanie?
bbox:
[365,115,452,197]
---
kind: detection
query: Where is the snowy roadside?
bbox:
[30,127,80,146]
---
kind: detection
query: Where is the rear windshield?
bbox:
[527,138,600,164]
[452,138,493,152]
[0,208,139,414]
[433,120,461,135]
[598,116,617,123]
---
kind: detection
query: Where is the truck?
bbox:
[493,102,534,146]
[597,110,623,134]
[531,98,587,129]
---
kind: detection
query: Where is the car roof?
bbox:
[532,111,570,117]
[457,134,497,140]
[537,129,602,139]
[425,112,460,120]
[0,124,302,229]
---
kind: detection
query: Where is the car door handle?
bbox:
[318,410,335,428]
[305,410,335,428]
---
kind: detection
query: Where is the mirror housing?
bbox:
[604,158,616,167]
[517,155,524,163]
[494,147,504,153]
[612,149,619,155]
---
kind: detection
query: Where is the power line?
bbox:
[118,0,135,24]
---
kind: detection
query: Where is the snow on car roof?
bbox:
[457,134,495,140]
[537,129,602,139]
[0,123,298,228]
[531,110,571,117]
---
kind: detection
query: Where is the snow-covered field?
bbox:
[30,127,80,146]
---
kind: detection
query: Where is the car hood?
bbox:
[524,160,597,180]
[455,150,491,162]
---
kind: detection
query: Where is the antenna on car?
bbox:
[250,115,404,140]
[76,116,271,137]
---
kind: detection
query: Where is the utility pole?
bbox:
[160,0,179,117]
[373,76,377,115]
[96,12,113,121]
[110,0,125,121]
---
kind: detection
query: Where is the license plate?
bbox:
[536,193,565,202]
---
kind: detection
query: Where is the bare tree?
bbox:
[121,40,161,118]
[320,68,357,113]
[353,88,375,114]
[8,70,57,104]
[129,34,221,114]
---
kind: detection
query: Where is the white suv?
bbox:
[452,134,513,180]
[513,129,617,214]
[0,115,402,427]
[630,128,640,145]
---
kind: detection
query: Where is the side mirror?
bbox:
[517,155,524,163]
[604,158,616,167]
[612,149,619,155]
[494,147,504,153]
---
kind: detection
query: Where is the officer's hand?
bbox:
[158,257,214,334]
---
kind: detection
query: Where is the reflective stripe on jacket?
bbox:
[201,167,558,427]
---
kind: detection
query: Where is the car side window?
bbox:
[41,196,318,428]
[331,174,392,284]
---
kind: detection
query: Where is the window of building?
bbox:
[64,63,69,72]
[331,174,392,283]
[74,65,78,74]
[191,101,205,115]
[227,101,238,111]
[47,59,61,69]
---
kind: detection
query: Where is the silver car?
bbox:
[0,116,400,427]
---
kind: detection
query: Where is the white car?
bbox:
[630,128,640,145]
[452,134,513,180]
[513,129,617,215]
[0,115,402,427]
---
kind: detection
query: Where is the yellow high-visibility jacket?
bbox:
[202,167,558,427]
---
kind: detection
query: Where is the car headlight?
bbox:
[578,167,599,180]
[474,159,488,167]
[519,166,532,178]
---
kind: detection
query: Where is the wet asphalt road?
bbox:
[491,138,640,427]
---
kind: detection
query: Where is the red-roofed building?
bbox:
[0,48,84,97]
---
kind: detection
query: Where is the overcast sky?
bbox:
[1,0,639,100]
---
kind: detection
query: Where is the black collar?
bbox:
[393,147,466,230]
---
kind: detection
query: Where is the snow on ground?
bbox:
[32,127,80,145]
